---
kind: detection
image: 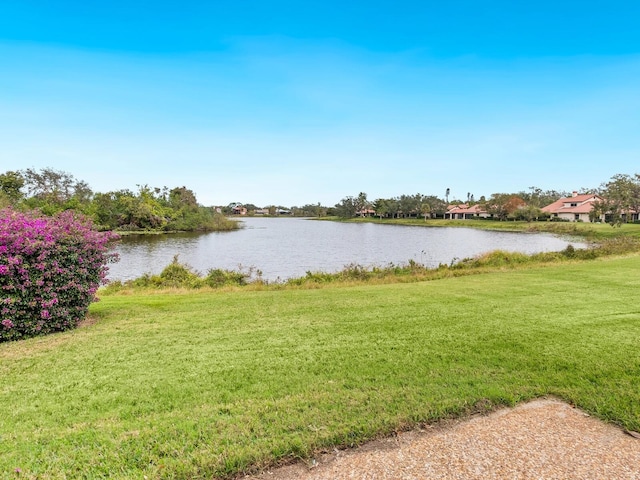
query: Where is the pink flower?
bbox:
[1,207,118,342]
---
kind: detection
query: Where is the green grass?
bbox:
[2,254,640,478]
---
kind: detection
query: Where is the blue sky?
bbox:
[1,1,639,206]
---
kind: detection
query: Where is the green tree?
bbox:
[512,204,542,222]
[397,194,416,217]
[386,198,401,218]
[20,168,93,214]
[91,191,122,230]
[518,187,567,208]
[484,194,526,221]
[335,196,357,218]
[590,200,607,224]
[373,198,389,219]
[0,171,25,205]
[595,173,640,227]
[354,192,369,217]
[423,195,447,218]
[132,185,168,230]
[242,203,259,213]
[168,186,198,209]
[91,187,166,231]
[164,186,203,230]
[300,203,327,217]
[420,202,431,220]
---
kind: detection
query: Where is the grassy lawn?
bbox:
[1,254,640,478]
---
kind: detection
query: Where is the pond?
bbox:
[108,217,586,282]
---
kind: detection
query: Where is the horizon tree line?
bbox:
[1,168,639,228]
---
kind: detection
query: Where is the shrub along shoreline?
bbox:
[103,229,640,294]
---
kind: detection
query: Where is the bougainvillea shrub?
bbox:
[0,208,119,342]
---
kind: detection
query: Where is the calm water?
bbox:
[109,217,585,282]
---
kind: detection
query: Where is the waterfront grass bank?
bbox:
[1,254,639,478]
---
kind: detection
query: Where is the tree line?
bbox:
[332,188,569,221]
[2,168,638,228]
[0,168,237,232]
[332,173,640,226]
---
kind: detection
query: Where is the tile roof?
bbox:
[541,194,601,214]
[447,204,487,214]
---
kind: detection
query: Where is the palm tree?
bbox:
[420,203,431,221]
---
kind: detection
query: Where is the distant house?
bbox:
[444,204,490,220]
[357,208,376,217]
[254,208,270,215]
[232,205,247,215]
[541,192,603,222]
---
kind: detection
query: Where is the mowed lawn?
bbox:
[1,255,640,478]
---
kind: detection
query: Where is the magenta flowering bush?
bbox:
[0,208,119,342]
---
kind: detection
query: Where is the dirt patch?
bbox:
[77,314,100,328]
[242,399,640,480]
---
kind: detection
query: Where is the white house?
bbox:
[541,192,603,222]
